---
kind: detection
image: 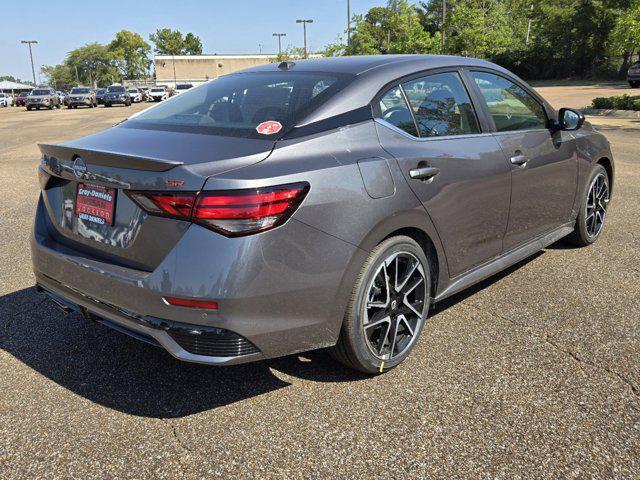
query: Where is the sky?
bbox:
[1,0,385,83]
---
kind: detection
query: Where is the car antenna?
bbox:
[278,61,295,70]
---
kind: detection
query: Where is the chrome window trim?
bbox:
[375,118,493,142]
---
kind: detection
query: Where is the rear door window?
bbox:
[401,72,480,138]
[378,86,418,136]
[471,71,547,132]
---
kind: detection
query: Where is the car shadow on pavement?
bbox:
[0,286,365,419]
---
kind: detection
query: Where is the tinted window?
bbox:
[472,71,546,132]
[378,86,417,136]
[402,72,480,137]
[31,90,51,95]
[127,72,350,138]
[71,88,90,94]
[107,86,126,93]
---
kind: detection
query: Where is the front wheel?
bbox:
[330,236,431,374]
[566,164,610,246]
[630,81,639,88]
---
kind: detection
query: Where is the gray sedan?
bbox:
[32,55,613,374]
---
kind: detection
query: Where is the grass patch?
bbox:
[591,94,640,110]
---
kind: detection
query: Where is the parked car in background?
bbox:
[67,87,97,108]
[15,91,30,106]
[26,88,60,110]
[174,83,194,95]
[0,93,13,107]
[32,56,614,373]
[628,61,640,88]
[104,85,131,107]
[147,86,169,102]
[95,88,107,105]
[127,87,143,103]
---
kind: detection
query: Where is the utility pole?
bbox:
[172,53,177,88]
[273,33,286,55]
[525,3,533,46]
[21,40,38,85]
[296,19,314,58]
[347,0,351,48]
[441,0,446,49]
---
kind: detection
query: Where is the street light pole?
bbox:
[272,33,286,55]
[296,19,314,58]
[347,0,351,48]
[21,40,38,85]
[441,0,446,49]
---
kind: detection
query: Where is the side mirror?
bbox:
[558,108,585,131]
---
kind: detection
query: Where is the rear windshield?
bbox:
[71,88,90,94]
[107,86,125,93]
[31,90,51,95]
[176,84,192,90]
[97,89,106,93]
[128,89,139,93]
[151,88,165,92]
[125,72,351,138]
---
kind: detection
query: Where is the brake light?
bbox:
[126,192,196,219]
[126,183,309,237]
[164,296,218,310]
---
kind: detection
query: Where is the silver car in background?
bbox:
[32,55,613,374]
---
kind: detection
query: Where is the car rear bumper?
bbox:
[31,195,364,365]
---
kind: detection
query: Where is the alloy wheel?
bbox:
[586,172,609,238]
[362,252,427,361]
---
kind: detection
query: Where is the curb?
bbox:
[582,109,640,119]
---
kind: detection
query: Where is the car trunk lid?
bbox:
[37,126,275,271]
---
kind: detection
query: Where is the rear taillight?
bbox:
[126,183,309,237]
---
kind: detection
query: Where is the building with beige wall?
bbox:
[154,54,276,86]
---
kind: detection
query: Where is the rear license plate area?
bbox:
[75,183,116,226]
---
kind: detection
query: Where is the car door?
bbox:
[374,70,512,278]
[468,70,577,251]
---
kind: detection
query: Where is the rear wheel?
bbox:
[330,236,430,374]
[566,164,610,246]
[630,81,639,88]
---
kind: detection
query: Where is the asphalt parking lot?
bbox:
[1,85,639,478]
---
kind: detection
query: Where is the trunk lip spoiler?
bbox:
[38,143,184,172]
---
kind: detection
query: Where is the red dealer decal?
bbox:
[256,121,283,135]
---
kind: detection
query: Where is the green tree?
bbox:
[610,0,640,71]
[66,43,119,86]
[108,30,152,79]
[149,29,203,55]
[40,65,74,90]
[325,1,440,56]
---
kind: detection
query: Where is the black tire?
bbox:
[26,106,31,111]
[105,103,111,107]
[566,163,610,247]
[67,105,71,109]
[629,81,639,88]
[329,235,431,374]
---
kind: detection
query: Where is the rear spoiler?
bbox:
[38,143,183,172]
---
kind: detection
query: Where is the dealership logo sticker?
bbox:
[256,121,283,135]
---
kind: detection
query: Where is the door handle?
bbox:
[510,154,528,166]
[409,166,440,181]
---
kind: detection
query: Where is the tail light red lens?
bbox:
[126,183,309,237]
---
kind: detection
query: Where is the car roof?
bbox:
[241,54,495,76]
